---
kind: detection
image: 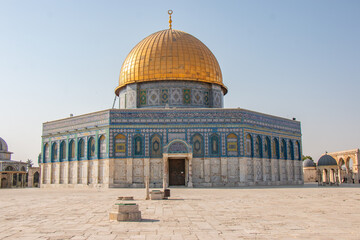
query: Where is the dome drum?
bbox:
[118,81,223,109]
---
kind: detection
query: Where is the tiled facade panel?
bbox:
[40,108,303,188]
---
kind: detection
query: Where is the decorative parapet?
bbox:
[43,110,110,136]
[109,108,301,135]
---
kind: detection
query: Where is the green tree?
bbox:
[26,159,33,167]
[302,155,313,161]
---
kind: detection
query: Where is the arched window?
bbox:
[245,134,253,157]
[272,138,280,159]
[264,136,271,158]
[5,166,14,171]
[99,135,106,159]
[114,134,126,157]
[69,140,75,160]
[51,143,58,162]
[281,139,287,160]
[191,134,204,157]
[150,134,162,158]
[210,134,220,156]
[289,140,294,160]
[78,138,85,159]
[227,133,238,155]
[133,135,143,156]
[88,137,95,159]
[255,136,262,158]
[43,143,49,162]
[295,141,301,160]
[60,141,66,162]
[33,172,40,186]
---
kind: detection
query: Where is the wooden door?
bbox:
[169,159,185,186]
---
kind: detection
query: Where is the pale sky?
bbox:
[1,0,359,165]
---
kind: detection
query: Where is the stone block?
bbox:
[150,190,164,200]
[109,212,141,221]
[109,203,142,221]
[116,204,139,213]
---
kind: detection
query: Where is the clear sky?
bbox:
[1,0,359,165]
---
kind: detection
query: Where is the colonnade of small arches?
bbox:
[1,165,28,188]
[244,134,301,160]
[42,132,301,162]
[42,135,107,163]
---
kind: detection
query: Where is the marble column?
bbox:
[162,154,168,190]
[188,155,193,187]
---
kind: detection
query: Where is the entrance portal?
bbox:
[169,159,185,186]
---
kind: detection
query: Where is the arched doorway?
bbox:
[162,139,193,189]
[339,158,347,183]
[1,178,7,188]
[33,172,40,187]
[345,157,355,183]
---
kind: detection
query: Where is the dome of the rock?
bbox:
[115,29,227,96]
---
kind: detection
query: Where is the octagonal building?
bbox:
[40,16,303,188]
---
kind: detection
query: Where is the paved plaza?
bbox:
[0,184,359,240]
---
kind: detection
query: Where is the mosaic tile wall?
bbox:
[118,81,223,109]
[41,108,302,163]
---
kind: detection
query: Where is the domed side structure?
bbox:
[0,137,11,160]
[0,137,8,152]
[303,158,317,182]
[317,154,337,166]
[115,29,227,109]
[303,159,315,168]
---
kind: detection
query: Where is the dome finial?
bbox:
[168,10,173,29]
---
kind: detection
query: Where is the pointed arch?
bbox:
[43,143,49,163]
[5,166,15,171]
[281,139,287,160]
[289,140,294,160]
[210,133,220,156]
[88,137,96,159]
[255,136,263,158]
[150,134,162,158]
[78,138,85,160]
[51,142,58,162]
[191,133,204,157]
[60,141,66,162]
[227,133,238,156]
[272,138,280,159]
[264,136,271,158]
[69,140,75,160]
[245,134,253,157]
[133,134,143,156]
[98,135,106,159]
[114,133,126,157]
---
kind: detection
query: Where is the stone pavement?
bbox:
[0,184,359,240]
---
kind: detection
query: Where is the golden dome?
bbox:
[115,29,227,96]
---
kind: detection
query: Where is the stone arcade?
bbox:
[39,13,303,188]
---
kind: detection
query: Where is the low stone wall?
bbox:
[40,157,303,188]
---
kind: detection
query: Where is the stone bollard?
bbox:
[145,176,150,200]
[109,203,141,221]
[150,190,164,200]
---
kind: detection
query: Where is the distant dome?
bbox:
[303,159,315,167]
[115,29,227,95]
[0,137,8,152]
[317,154,337,166]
